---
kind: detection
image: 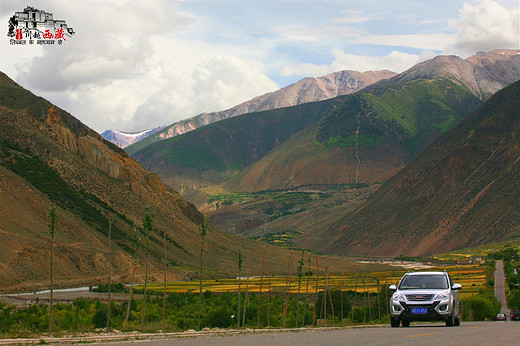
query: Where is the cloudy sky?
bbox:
[1,0,519,133]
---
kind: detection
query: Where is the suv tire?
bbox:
[402,320,410,327]
[391,318,400,327]
[445,313,455,327]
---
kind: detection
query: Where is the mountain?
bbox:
[100,127,165,148]
[296,79,520,257]
[125,69,396,155]
[225,50,520,191]
[227,78,482,191]
[385,50,520,100]
[132,97,347,189]
[133,50,520,193]
[0,72,340,292]
[128,50,520,244]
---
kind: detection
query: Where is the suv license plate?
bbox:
[411,308,428,314]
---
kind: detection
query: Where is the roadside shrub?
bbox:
[204,308,233,328]
[461,294,500,321]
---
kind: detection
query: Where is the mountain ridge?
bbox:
[296,78,520,256]
[125,69,396,154]
[100,126,165,148]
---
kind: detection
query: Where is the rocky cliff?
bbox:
[385,50,520,100]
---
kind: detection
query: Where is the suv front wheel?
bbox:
[391,318,400,327]
[445,313,455,327]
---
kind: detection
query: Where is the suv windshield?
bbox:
[398,274,448,290]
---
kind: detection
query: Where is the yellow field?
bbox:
[140,264,489,298]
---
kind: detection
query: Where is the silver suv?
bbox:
[389,271,462,327]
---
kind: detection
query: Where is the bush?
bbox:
[461,294,500,321]
[204,308,233,328]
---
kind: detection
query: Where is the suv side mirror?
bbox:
[452,283,462,290]
[389,284,397,290]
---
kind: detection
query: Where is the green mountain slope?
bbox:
[297,79,520,257]
[228,78,482,191]
[125,69,396,155]
[131,98,347,188]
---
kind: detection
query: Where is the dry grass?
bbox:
[139,264,489,298]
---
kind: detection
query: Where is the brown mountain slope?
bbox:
[125,70,396,154]
[224,123,406,192]
[0,72,367,292]
[296,79,520,257]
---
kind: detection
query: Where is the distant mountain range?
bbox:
[124,69,396,154]
[100,127,164,148]
[297,78,520,256]
[125,50,520,255]
[131,50,520,193]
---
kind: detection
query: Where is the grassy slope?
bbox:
[303,80,520,257]
[227,78,482,192]
[131,97,346,187]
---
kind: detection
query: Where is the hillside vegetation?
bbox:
[300,79,520,256]
[132,97,347,188]
[227,78,482,192]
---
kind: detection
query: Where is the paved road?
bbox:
[495,260,509,314]
[85,321,519,346]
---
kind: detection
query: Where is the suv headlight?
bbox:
[392,293,406,302]
[433,291,450,301]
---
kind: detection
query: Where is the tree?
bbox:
[237,250,243,328]
[301,252,312,327]
[198,215,208,330]
[242,249,253,327]
[140,205,154,329]
[106,214,113,332]
[282,253,293,328]
[124,222,141,329]
[162,228,168,331]
[257,244,267,326]
[295,250,305,327]
[47,205,58,335]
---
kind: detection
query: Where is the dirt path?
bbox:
[0,288,129,307]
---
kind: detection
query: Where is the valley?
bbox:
[128,50,520,259]
[1,52,519,337]
[2,0,520,340]
[203,183,379,248]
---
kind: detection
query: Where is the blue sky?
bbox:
[1,0,519,132]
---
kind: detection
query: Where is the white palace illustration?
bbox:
[8,6,75,37]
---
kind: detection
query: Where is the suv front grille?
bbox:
[405,294,435,301]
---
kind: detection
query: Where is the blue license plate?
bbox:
[411,308,428,314]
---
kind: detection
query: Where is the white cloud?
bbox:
[445,0,520,57]
[330,9,379,24]
[132,56,279,131]
[2,0,519,134]
[281,49,422,76]
[1,0,278,132]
